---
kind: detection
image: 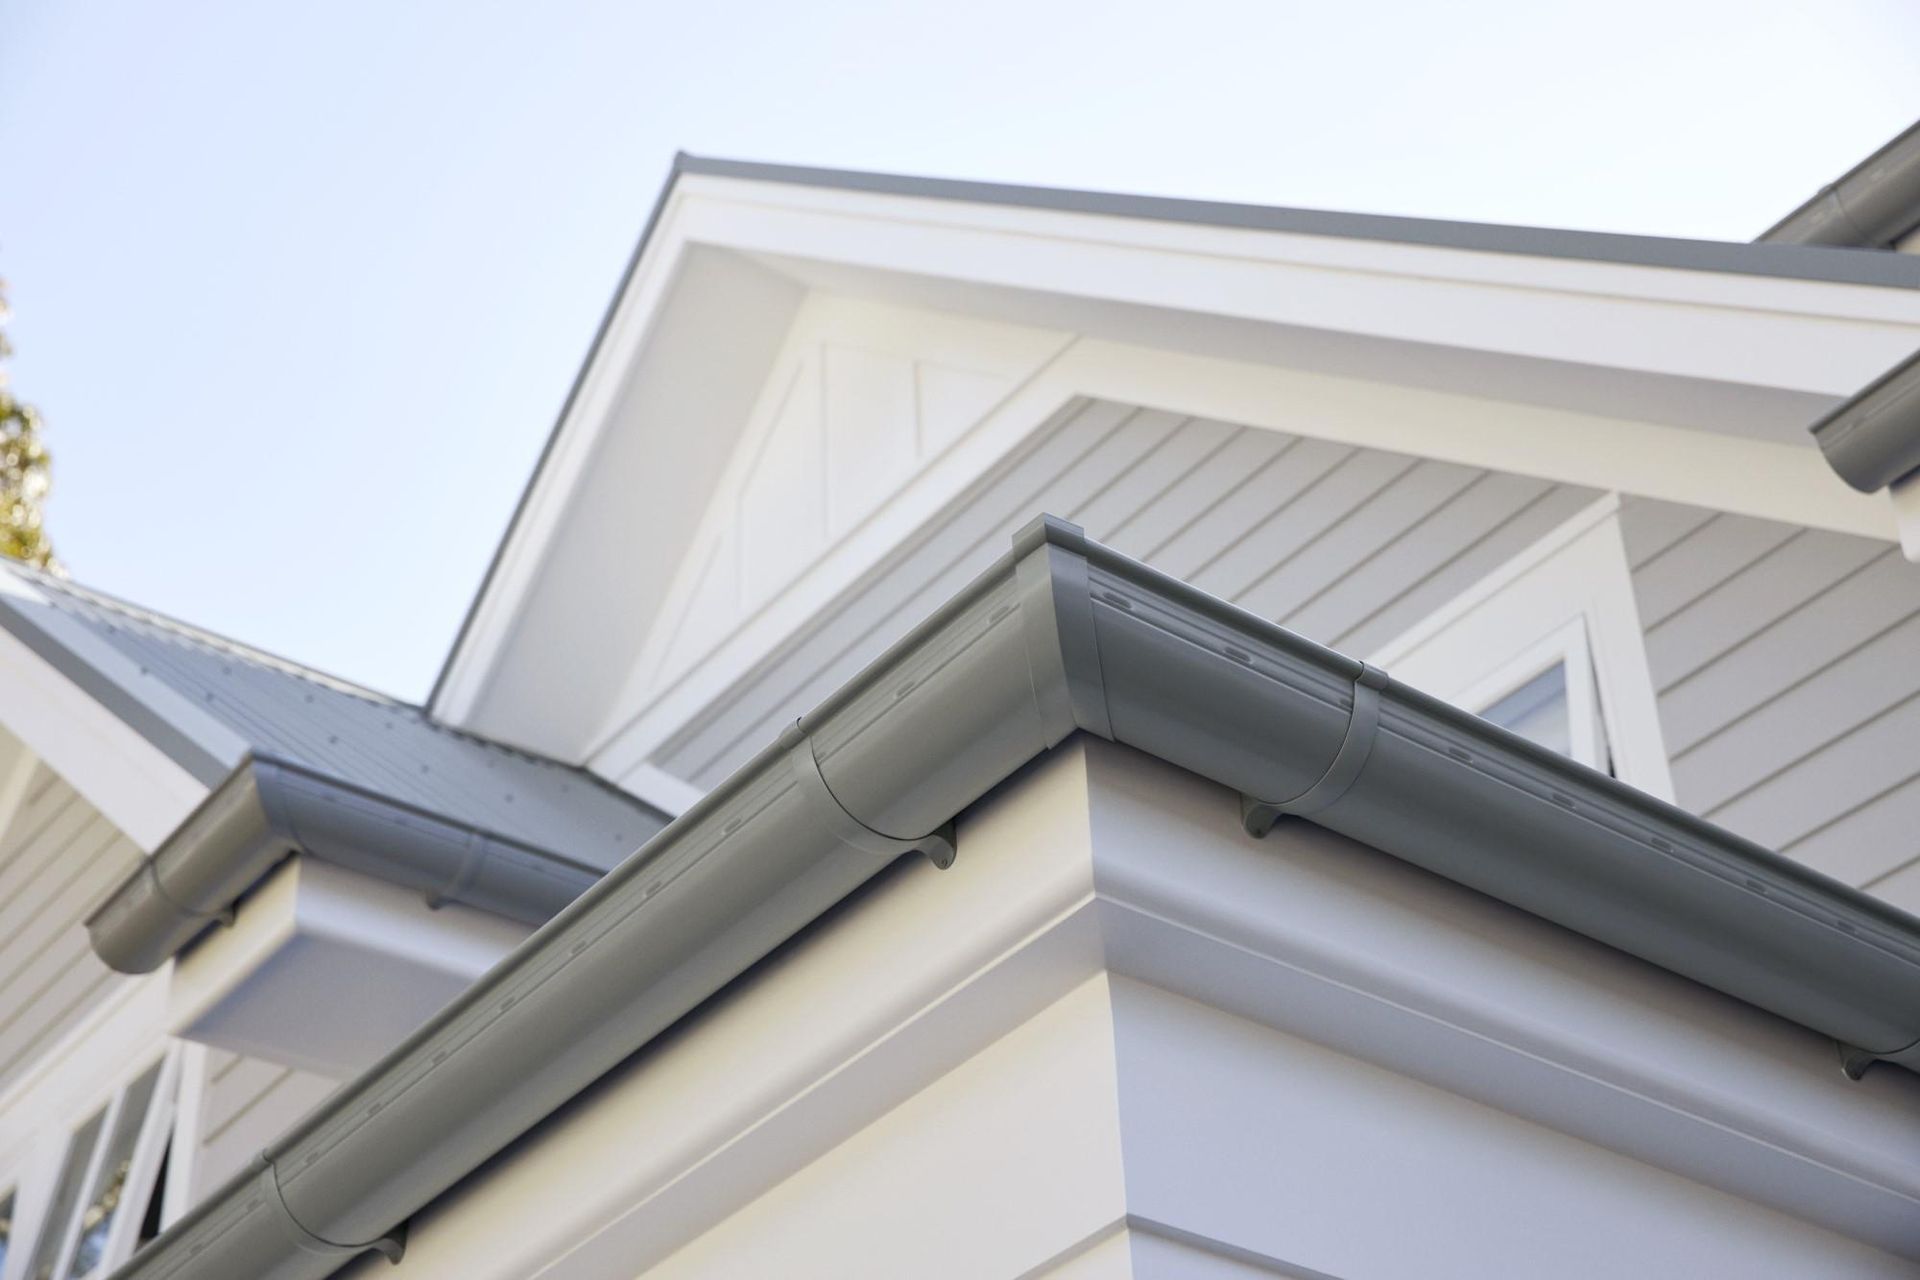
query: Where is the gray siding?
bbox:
[191,1049,337,1202]
[0,764,141,1092]
[654,399,1598,788]
[1622,498,1920,911]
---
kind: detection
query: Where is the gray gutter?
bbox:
[1761,119,1920,249]
[86,754,607,974]
[1809,346,1920,494]
[142,514,1920,1280]
[428,149,1920,715]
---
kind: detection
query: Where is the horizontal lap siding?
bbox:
[655,400,1597,788]
[1623,498,1920,911]
[192,1049,338,1201]
[0,767,140,1093]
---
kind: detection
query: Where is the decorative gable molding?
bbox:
[603,296,1070,750]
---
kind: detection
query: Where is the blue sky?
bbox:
[1,0,1916,702]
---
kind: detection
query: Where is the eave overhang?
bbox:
[116,514,1920,1280]
[86,753,606,974]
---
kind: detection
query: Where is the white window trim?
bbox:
[1368,492,1674,801]
[1453,616,1609,772]
[0,1044,180,1280]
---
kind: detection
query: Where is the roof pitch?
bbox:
[0,563,666,871]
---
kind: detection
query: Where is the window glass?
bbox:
[26,1110,103,1280]
[66,1062,162,1278]
[1,1188,15,1276]
[135,1140,170,1248]
[1480,662,1572,758]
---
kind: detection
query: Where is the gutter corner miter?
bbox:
[85,755,604,976]
[1808,346,1920,561]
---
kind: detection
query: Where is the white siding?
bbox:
[1622,498,1920,909]
[190,1049,337,1200]
[654,398,1599,788]
[0,764,142,1092]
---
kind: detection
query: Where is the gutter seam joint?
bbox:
[255,1154,406,1265]
[140,854,235,928]
[1241,662,1390,837]
[784,723,956,869]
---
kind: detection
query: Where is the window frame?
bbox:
[1368,493,1672,799]
[1453,616,1608,771]
[1,1048,179,1280]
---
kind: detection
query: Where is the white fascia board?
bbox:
[0,608,212,851]
[428,185,723,727]
[371,741,1920,1279]
[671,176,1920,396]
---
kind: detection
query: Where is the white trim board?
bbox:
[434,168,1911,743]
[585,350,1784,783]
[1369,493,1675,800]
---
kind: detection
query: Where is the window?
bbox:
[1369,494,1670,799]
[1450,616,1609,772]
[66,1061,162,1278]
[1483,665,1572,754]
[8,1054,176,1280]
[1,1189,15,1276]
[24,1111,102,1280]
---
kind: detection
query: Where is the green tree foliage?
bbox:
[0,280,56,570]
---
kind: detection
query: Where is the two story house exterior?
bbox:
[3,124,1920,1279]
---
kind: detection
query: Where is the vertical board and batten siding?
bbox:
[1620,497,1920,912]
[0,762,141,1093]
[654,398,1599,789]
[191,1049,338,1201]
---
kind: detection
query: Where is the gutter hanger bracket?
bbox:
[1838,1040,1879,1081]
[1241,662,1390,838]
[784,723,957,869]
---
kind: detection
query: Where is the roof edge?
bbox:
[676,152,1920,288]
[0,587,236,787]
[116,514,1920,1280]
[85,752,607,974]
